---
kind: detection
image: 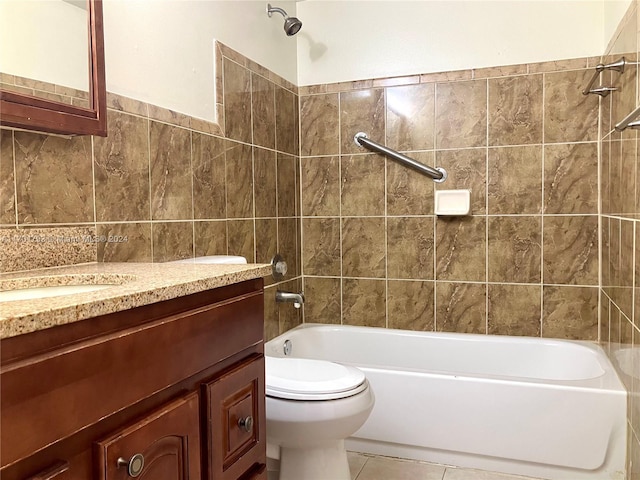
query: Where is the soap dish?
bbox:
[435,189,471,216]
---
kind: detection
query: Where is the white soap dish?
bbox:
[435,189,471,216]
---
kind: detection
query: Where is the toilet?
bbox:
[266,356,375,480]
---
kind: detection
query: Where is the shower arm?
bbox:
[615,104,640,131]
[267,4,288,18]
[354,132,447,183]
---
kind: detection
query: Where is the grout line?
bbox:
[485,78,489,335]
[338,91,344,326]
[540,71,546,336]
[383,87,389,329]
[11,130,18,226]
[147,113,154,262]
[190,131,195,258]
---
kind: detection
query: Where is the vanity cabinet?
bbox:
[0,278,266,480]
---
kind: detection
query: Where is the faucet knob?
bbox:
[271,254,288,281]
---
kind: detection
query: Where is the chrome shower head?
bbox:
[267,3,302,36]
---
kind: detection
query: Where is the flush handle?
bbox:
[238,415,254,433]
[117,453,145,477]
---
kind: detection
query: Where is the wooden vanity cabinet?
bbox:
[0,278,267,480]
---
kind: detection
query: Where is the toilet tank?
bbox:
[169,255,248,264]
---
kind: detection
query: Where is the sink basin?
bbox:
[0,273,136,302]
[0,284,116,302]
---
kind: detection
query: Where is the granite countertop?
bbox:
[0,262,272,339]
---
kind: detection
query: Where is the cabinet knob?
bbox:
[238,415,254,433]
[117,453,145,477]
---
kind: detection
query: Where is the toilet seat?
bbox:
[266,356,367,401]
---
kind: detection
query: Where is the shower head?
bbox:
[267,3,302,36]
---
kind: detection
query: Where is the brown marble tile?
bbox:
[254,147,277,218]
[106,93,148,116]
[601,137,612,215]
[149,122,192,221]
[303,276,341,324]
[488,146,542,214]
[436,216,486,282]
[340,89,385,155]
[543,216,598,285]
[610,137,623,215]
[528,57,588,73]
[602,217,611,289]
[300,94,339,156]
[278,217,299,278]
[342,278,386,327]
[386,83,435,151]
[435,80,487,149]
[194,220,227,257]
[388,280,435,331]
[619,219,634,320]
[152,222,193,262]
[327,79,374,94]
[227,219,255,262]
[544,70,599,143]
[255,218,277,264]
[620,137,637,216]
[542,286,598,340]
[488,74,543,146]
[225,141,253,219]
[488,216,541,283]
[275,86,297,155]
[251,73,275,149]
[301,156,340,216]
[387,151,435,216]
[435,282,486,333]
[277,153,297,217]
[342,217,386,278]
[387,217,434,280]
[544,143,598,214]
[192,133,226,220]
[302,218,341,276]
[372,75,420,88]
[14,131,93,224]
[609,218,621,296]
[223,59,252,143]
[421,70,472,83]
[488,284,541,336]
[94,111,150,222]
[299,85,327,96]
[341,154,385,216]
[97,223,152,263]
[147,104,191,129]
[0,130,15,224]
[473,64,528,79]
[600,292,610,348]
[435,148,486,214]
[263,285,279,341]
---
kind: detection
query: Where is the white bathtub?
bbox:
[265,324,627,480]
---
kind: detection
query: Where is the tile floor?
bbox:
[268,452,548,480]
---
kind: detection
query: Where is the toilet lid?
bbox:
[266,356,367,401]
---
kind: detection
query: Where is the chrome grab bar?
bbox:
[615,105,640,132]
[353,132,447,183]
[582,57,626,97]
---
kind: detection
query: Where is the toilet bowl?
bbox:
[266,356,375,480]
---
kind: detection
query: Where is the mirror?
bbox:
[0,0,107,136]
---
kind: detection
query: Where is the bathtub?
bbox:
[265,324,627,480]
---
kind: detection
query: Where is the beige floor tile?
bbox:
[443,467,543,480]
[355,456,446,480]
[348,452,369,479]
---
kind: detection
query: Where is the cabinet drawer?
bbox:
[205,355,265,480]
[94,392,201,480]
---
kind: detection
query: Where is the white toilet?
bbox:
[266,356,375,480]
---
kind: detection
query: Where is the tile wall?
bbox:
[600,2,640,477]
[0,43,302,340]
[298,58,602,341]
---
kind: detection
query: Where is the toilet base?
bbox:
[278,440,351,480]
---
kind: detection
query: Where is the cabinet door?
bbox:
[205,355,266,480]
[95,393,201,480]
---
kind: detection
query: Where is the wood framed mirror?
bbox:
[0,0,107,136]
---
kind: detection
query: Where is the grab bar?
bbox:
[582,57,626,97]
[354,132,447,183]
[615,104,640,131]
